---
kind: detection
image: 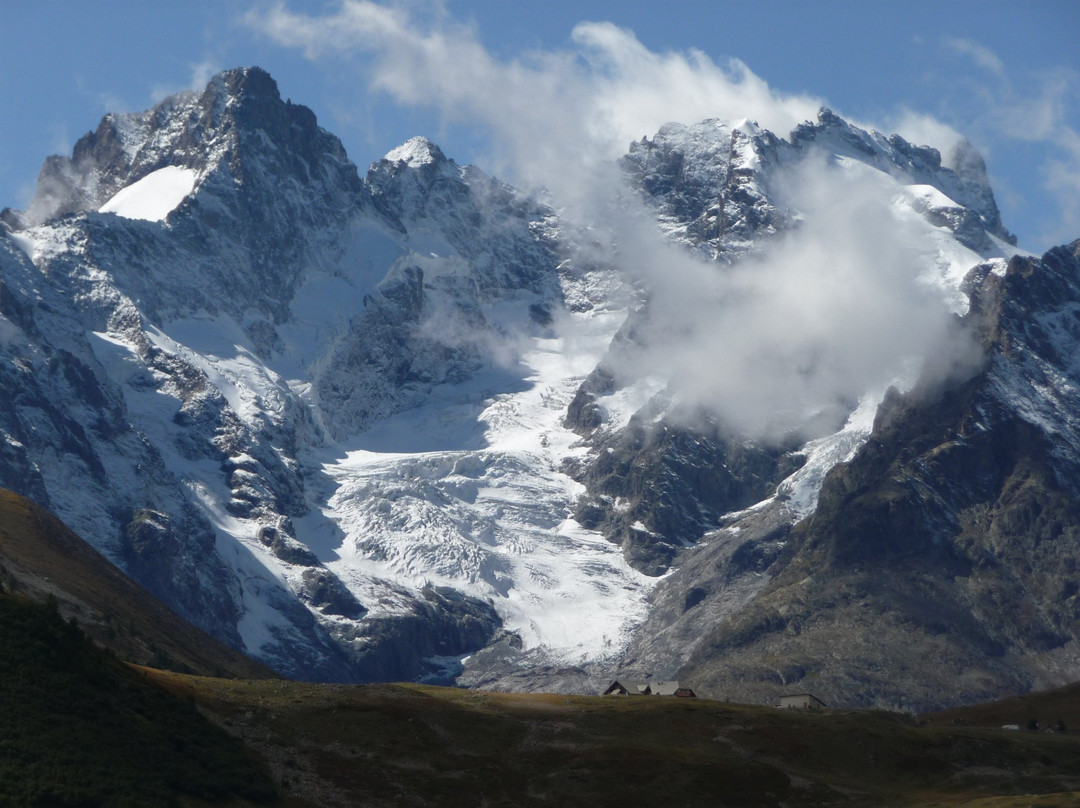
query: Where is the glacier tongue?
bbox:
[317,302,655,662]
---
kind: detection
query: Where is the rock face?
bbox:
[2,67,1076,709]
[619,119,792,260]
[0,67,538,682]
[656,243,1080,710]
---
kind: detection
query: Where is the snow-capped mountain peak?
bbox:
[3,67,1077,709]
[383,136,447,168]
[0,66,641,686]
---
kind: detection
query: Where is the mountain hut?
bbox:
[651,680,697,697]
[777,693,827,710]
[602,680,652,696]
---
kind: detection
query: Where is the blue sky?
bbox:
[2,0,1077,251]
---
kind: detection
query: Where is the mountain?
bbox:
[0,66,600,685]
[634,241,1080,711]
[0,487,276,678]
[575,118,1080,710]
[2,66,1077,710]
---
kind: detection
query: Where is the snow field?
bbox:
[319,305,656,662]
[99,166,199,222]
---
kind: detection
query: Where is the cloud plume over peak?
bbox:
[933,36,1080,249]
[246,1,823,195]
[604,153,979,442]
[248,1,982,443]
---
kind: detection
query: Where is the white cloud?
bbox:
[605,156,977,441]
[945,37,1005,77]
[188,59,222,93]
[151,58,223,103]
[74,74,130,120]
[887,108,965,166]
[245,1,980,442]
[244,0,823,200]
[937,38,1080,249]
[1044,139,1080,247]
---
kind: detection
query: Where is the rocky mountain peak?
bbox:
[791,107,1014,249]
[620,115,789,260]
[2,67,379,328]
[5,65,1079,710]
[210,64,278,103]
[366,134,464,222]
[620,105,1015,264]
[6,66,358,231]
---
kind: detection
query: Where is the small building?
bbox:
[652,680,697,698]
[777,693,827,710]
[603,680,652,696]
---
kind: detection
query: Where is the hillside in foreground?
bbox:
[141,668,1080,807]
[0,591,276,807]
[0,488,277,680]
[3,572,1080,807]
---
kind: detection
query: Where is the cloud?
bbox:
[74,74,130,120]
[604,155,977,441]
[244,0,823,200]
[151,58,223,103]
[887,108,965,166]
[936,38,1080,249]
[245,1,979,442]
[983,64,1080,245]
[945,37,1005,77]
[1044,132,1080,248]
[188,59,222,93]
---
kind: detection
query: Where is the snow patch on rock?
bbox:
[98,166,199,222]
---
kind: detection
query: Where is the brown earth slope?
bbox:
[0,487,275,679]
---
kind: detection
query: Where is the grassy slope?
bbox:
[923,680,1080,732]
[0,488,275,680]
[142,670,1080,808]
[0,592,277,808]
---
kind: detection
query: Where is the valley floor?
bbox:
[140,667,1080,807]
